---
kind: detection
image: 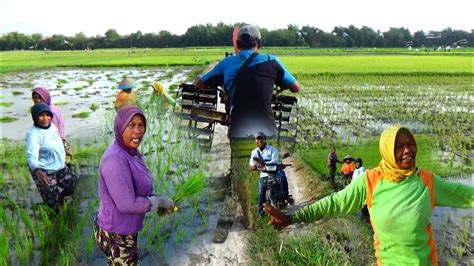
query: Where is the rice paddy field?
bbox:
[1,47,473,264]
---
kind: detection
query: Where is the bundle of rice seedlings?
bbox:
[173,171,205,205]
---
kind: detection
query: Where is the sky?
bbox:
[1,0,472,37]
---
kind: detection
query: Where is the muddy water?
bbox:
[0,68,193,141]
[431,176,473,264]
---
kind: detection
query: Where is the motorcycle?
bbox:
[253,152,294,210]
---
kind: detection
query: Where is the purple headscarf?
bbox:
[32,87,66,138]
[32,87,52,105]
[114,105,147,156]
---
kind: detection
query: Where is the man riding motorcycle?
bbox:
[249,132,291,217]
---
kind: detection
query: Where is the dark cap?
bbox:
[238,25,261,42]
[255,131,266,139]
[354,158,363,164]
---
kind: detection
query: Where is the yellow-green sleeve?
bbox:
[291,173,367,223]
[434,175,474,208]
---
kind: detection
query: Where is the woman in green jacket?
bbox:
[264,125,473,265]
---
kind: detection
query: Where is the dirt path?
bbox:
[167,121,314,265]
[167,124,250,265]
[283,157,313,215]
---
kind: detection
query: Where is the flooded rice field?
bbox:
[1,68,472,264]
[0,67,194,141]
[432,176,474,265]
[1,67,226,265]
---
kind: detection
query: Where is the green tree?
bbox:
[383,27,412,47]
[71,32,88,49]
[104,29,120,48]
[300,25,324,47]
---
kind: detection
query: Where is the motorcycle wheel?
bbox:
[266,188,278,209]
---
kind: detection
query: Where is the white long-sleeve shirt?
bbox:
[26,124,65,172]
[249,144,279,178]
[352,166,366,182]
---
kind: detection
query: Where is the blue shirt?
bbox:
[201,49,296,107]
[201,49,297,138]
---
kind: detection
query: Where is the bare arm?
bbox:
[194,76,207,89]
[289,81,300,93]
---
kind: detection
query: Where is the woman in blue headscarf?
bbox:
[26,103,77,211]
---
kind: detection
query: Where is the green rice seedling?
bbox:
[11,91,24,95]
[459,217,469,244]
[57,246,76,265]
[453,246,464,259]
[85,234,96,260]
[0,234,8,265]
[0,102,13,107]
[23,232,34,264]
[71,111,90,118]
[175,226,187,246]
[37,204,54,228]
[89,103,99,112]
[146,217,163,249]
[198,209,208,227]
[447,258,456,266]
[0,116,18,123]
[172,171,205,205]
[17,207,34,235]
[14,237,28,265]
[55,100,68,106]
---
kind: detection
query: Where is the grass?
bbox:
[299,134,464,178]
[1,47,472,74]
[247,153,375,265]
[285,56,473,75]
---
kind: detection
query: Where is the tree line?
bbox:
[1,22,472,51]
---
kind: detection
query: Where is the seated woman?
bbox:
[94,105,175,264]
[26,103,77,211]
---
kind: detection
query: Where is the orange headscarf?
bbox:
[378,125,416,183]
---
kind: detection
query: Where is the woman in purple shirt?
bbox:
[94,105,174,265]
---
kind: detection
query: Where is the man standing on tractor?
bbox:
[194,24,300,229]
